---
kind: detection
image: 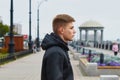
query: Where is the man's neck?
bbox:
[58,34,68,43]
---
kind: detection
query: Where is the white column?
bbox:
[94,30,97,47]
[101,30,103,48]
[101,30,103,44]
[85,29,88,42]
[80,29,82,41]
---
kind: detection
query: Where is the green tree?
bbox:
[0,22,9,37]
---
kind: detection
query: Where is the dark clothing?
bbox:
[114,52,118,56]
[41,33,74,80]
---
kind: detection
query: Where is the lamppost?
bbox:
[36,0,47,51]
[28,0,32,50]
[8,0,15,55]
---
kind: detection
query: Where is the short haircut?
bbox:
[52,14,75,34]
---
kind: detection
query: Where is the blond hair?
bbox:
[52,14,75,34]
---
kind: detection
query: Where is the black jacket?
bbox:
[41,33,74,80]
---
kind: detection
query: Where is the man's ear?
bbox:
[58,27,64,34]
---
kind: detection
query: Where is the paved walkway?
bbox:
[0,48,119,80]
[0,51,43,80]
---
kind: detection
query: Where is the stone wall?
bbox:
[79,57,120,76]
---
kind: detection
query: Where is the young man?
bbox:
[41,14,76,80]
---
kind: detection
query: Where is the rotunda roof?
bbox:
[80,20,103,27]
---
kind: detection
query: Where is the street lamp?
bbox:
[28,0,32,50]
[8,0,15,55]
[36,0,47,51]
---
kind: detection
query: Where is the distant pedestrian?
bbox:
[112,42,119,56]
[32,44,37,53]
[41,14,76,80]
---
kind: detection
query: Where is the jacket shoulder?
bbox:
[45,46,65,56]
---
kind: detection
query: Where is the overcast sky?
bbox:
[0,0,120,41]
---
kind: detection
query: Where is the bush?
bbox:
[0,48,8,54]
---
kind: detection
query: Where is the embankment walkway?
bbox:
[0,48,119,80]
